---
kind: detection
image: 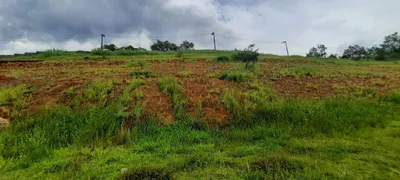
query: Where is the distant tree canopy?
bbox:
[102,44,146,51]
[180,40,195,50]
[103,44,118,51]
[119,45,136,51]
[342,45,368,60]
[339,32,400,61]
[151,40,179,51]
[306,44,327,58]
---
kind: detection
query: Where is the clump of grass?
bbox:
[216,56,231,62]
[0,84,31,106]
[158,76,186,121]
[10,70,25,78]
[178,71,194,77]
[74,80,114,107]
[130,70,157,78]
[220,71,251,82]
[125,60,150,68]
[382,91,400,104]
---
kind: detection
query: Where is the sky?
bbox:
[0,0,399,55]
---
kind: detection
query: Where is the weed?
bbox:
[126,60,150,68]
[10,70,25,78]
[220,71,251,82]
[216,56,231,62]
[130,70,158,78]
[178,71,194,77]
[382,91,400,104]
[0,85,31,111]
[158,76,186,121]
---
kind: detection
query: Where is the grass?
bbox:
[177,71,194,77]
[125,60,150,68]
[220,71,252,82]
[130,70,158,78]
[158,76,187,121]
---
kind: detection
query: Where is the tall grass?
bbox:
[158,76,187,121]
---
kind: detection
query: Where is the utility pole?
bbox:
[282,41,289,56]
[101,34,106,49]
[211,32,216,50]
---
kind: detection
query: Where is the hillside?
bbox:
[1,51,400,179]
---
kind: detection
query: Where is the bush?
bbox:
[216,56,231,62]
[234,44,260,68]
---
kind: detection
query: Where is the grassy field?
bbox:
[0,50,400,179]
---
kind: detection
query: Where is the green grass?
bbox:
[177,71,194,77]
[130,70,158,78]
[158,76,187,121]
[220,71,252,82]
[280,66,318,77]
[0,85,31,113]
[125,60,150,68]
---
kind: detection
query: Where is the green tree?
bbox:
[119,45,136,51]
[306,44,327,58]
[381,32,400,54]
[180,40,195,50]
[103,44,118,51]
[342,45,368,60]
[151,40,179,51]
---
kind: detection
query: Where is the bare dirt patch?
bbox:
[141,79,174,124]
[181,77,229,124]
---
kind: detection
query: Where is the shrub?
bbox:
[234,44,260,68]
[216,56,231,62]
[178,71,194,77]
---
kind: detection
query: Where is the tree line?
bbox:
[102,40,195,52]
[307,32,400,60]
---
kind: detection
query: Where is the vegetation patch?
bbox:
[130,70,158,78]
[220,71,252,82]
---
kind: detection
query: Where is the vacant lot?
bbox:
[1,51,400,179]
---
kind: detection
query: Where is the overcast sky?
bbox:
[0,0,399,55]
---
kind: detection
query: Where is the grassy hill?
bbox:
[0,50,400,179]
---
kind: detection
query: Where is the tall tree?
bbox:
[306,44,327,58]
[151,40,179,51]
[381,32,400,54]
[342,45,367,60]
[180,40,195,50]
[103,44,118,51]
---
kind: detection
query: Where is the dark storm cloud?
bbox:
[0,0,232,44]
